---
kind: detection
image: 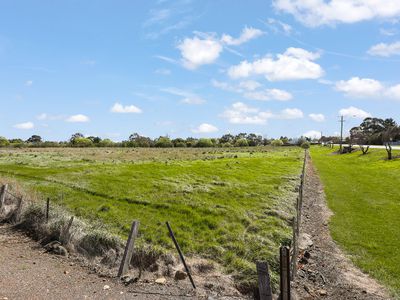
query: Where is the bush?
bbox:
[0,136,9,147]
[98,139,114,147]
[271,139,284,147]
[235,139,249,147]
[155,137,173,148]
[72,138,93,147]
[196,138,214,148]
[301,142,310,149]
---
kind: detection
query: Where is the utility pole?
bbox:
[339,116,345,153]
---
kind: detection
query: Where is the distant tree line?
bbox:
[0,132,312,149]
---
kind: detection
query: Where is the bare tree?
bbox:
[382,126,400,160]
[350,127,370,154]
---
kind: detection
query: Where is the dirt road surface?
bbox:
[0,225,244,300]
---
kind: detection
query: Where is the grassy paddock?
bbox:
[0,146,302,289]
[311,146,400,296]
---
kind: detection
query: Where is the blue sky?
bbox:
[1,0,400,141]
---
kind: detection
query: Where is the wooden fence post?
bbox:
[0,184,8,210]
[280,246,291,300]
[11,197,23,223]
[46,198,50,223]
[256,261,272,300]
[61,216,74,245]
[118,220,140,277]
[291,217,298,280]
[166,221,196,289]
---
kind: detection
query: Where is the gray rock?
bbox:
[121,275,136,285]
[299,233,313,250]
[53,245,68,256]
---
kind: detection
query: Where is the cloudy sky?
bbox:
[1,0,399,141]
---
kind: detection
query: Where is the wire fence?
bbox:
[0,149,308,299]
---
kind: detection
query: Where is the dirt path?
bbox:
[0,225,244,300]
[293,156,392,299]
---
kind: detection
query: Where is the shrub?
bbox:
[72,138,93,147]
[155,137,173,148]
[271,139,284,147]
[235,138,249,147]
[196,138,214,148]
[301,142,310,149]
[0,136,9,147]
[98,139,114,147]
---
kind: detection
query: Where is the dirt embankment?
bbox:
[0,224,246,300]
[293,156,392,299]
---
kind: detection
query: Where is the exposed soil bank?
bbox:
[0,224,245,299]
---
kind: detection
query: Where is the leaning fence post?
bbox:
[46,198,50,223]
[256,261,272,300]
[118,220,140,277]
[280,246,291,300]
[166,221,196,289]
[0,184,8,210]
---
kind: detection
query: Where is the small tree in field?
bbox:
[350,126,370,154]
[26,135,42,144]
[301,142,310,149]
[235,138,249,147]
[155,136,173,148]
[196,138,213,148]
[382,126,400,160]
[72,137,93,147]
[271,139,283,147]
[0,137,9,147]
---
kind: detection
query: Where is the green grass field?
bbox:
[0,146,303,288]
[311,146,400,296]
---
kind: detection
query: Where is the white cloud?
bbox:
[367,41,400,57]
[211,79,242,93]
[212,79,293,101]
[221,102,273,125]
[278,108,304,119]
[143,8,171,27]
[181,97,205,105]
[309,113,325,122]
[303,130,322,139]
[81,60,96,66]
[221,102,302,124]
[273,0,400,27]
[335,77,384,98]
[244,88,293,101]
[385,84,400,100]
[177,36,223,69]
[238,80,262,91]
[265,18,293,34]
[379,28,398,36]
[25,80,33,86]
[339,106,371,119]
[37,113,47,120]
[110,102,142,113]
[228,47,323,81]
[66,114,90,123]
[13,121,34,129]
[161,87,206,105]
[192,123,219,133]
[221,27,264,46]
[154,68,171,75]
